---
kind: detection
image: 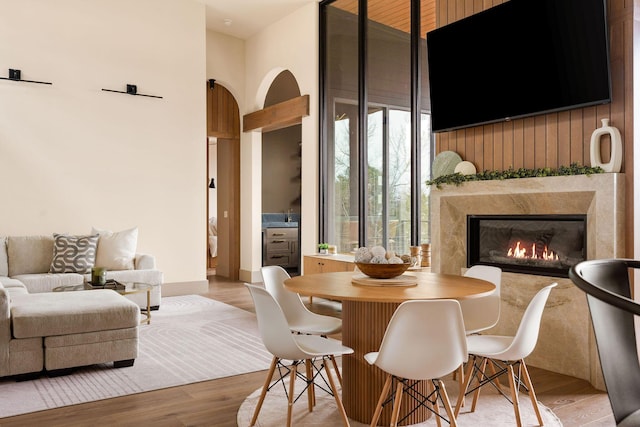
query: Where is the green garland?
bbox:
[427,163,605,189]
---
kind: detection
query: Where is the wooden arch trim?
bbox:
[243,94,309,133]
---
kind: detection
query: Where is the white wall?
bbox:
[239,3,320,281]
[0,0,207,285]
[206,30,245,111]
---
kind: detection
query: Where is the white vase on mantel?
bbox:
[590,118,622,172]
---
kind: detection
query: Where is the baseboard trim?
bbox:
[161,280,209,297]
[239,269,262,283]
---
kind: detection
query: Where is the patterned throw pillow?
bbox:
[49,234,99,274]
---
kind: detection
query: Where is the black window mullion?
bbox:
[382,108,389,248]
[410,0,421,246]
[358,0,368,248]
[319,1,330,243]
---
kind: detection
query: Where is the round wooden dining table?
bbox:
[284,270,495,426]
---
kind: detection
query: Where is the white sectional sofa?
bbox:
[0,231,163,309]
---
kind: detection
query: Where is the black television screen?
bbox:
[426,0,611,133]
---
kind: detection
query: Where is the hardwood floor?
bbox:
[0,275,613,426]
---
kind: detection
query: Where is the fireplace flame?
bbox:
[507,241,559,261]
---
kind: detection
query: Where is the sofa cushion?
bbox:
[49,233,99,274]
[12,273,84,293]
[10,290,140,339]
[7,235,54,276]
[92,227,138,271]
[0,237,7,277]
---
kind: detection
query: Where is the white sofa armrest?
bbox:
[134,253,156,270]
[0,287,11,373]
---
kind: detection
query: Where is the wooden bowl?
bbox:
[355,262,411,279]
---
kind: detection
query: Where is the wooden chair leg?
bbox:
[437,379,458,427]
[455,356,476,417]
[325,358,350,427]
[457,364,465,408]
[427,381,442,427]
[520,360,544,426]
[487,359,502,392]
[390,380,404,427]
[287,362,298,427]
[330,355,343,386]
[251,356,278,426]
[471,357,488,412]
[506,363,523,427]
[370,374,392,427]
[306,359,315,411]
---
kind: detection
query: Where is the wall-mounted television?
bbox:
[426,0,611,133]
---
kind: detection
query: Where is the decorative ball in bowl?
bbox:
[355,262,411,279]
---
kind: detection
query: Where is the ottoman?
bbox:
[10,290,140,372]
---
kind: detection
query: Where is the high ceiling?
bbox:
[201,0,320,39]
[331,0,436,36]
[202,0,437,40]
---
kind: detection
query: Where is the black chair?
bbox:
[569,259,640,426]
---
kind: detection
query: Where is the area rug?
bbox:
[237,375,563,426]
[0,295,273,419]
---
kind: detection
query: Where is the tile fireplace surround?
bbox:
[430,173,625,390]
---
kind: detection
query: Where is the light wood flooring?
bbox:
[0,275,613,427]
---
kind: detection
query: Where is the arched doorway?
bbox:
[206,81,240,280]
[261,71,303,275]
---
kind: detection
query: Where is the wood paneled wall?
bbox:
[434,0,635,257]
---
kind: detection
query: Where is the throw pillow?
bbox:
[92,227,138,270]
[7,235,55,276]
[49,234,99,274]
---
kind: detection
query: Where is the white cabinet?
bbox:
[264,227,299,269]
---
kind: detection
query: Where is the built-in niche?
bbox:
[261,70,303,274]
[261,70,302,215]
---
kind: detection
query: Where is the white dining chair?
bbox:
[461,265,502,334]
[261,265,342,336]
[454,265,502,396]
[261,265,344,390]
[455,282,557,427]
[245,283,353,427]
[365,299,467,427]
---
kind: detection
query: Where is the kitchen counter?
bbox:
[262,221,298,228]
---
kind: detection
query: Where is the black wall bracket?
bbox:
[0,68,52,85]
[102,83,162,99]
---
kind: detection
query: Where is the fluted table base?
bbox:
[342,300,430,425]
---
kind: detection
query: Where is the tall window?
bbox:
[321,0,434,253]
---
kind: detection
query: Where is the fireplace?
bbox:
[467,214,587,277]
[430,174,624,389]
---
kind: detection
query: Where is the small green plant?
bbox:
[426,162,605,189]
[318,243,329,250]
